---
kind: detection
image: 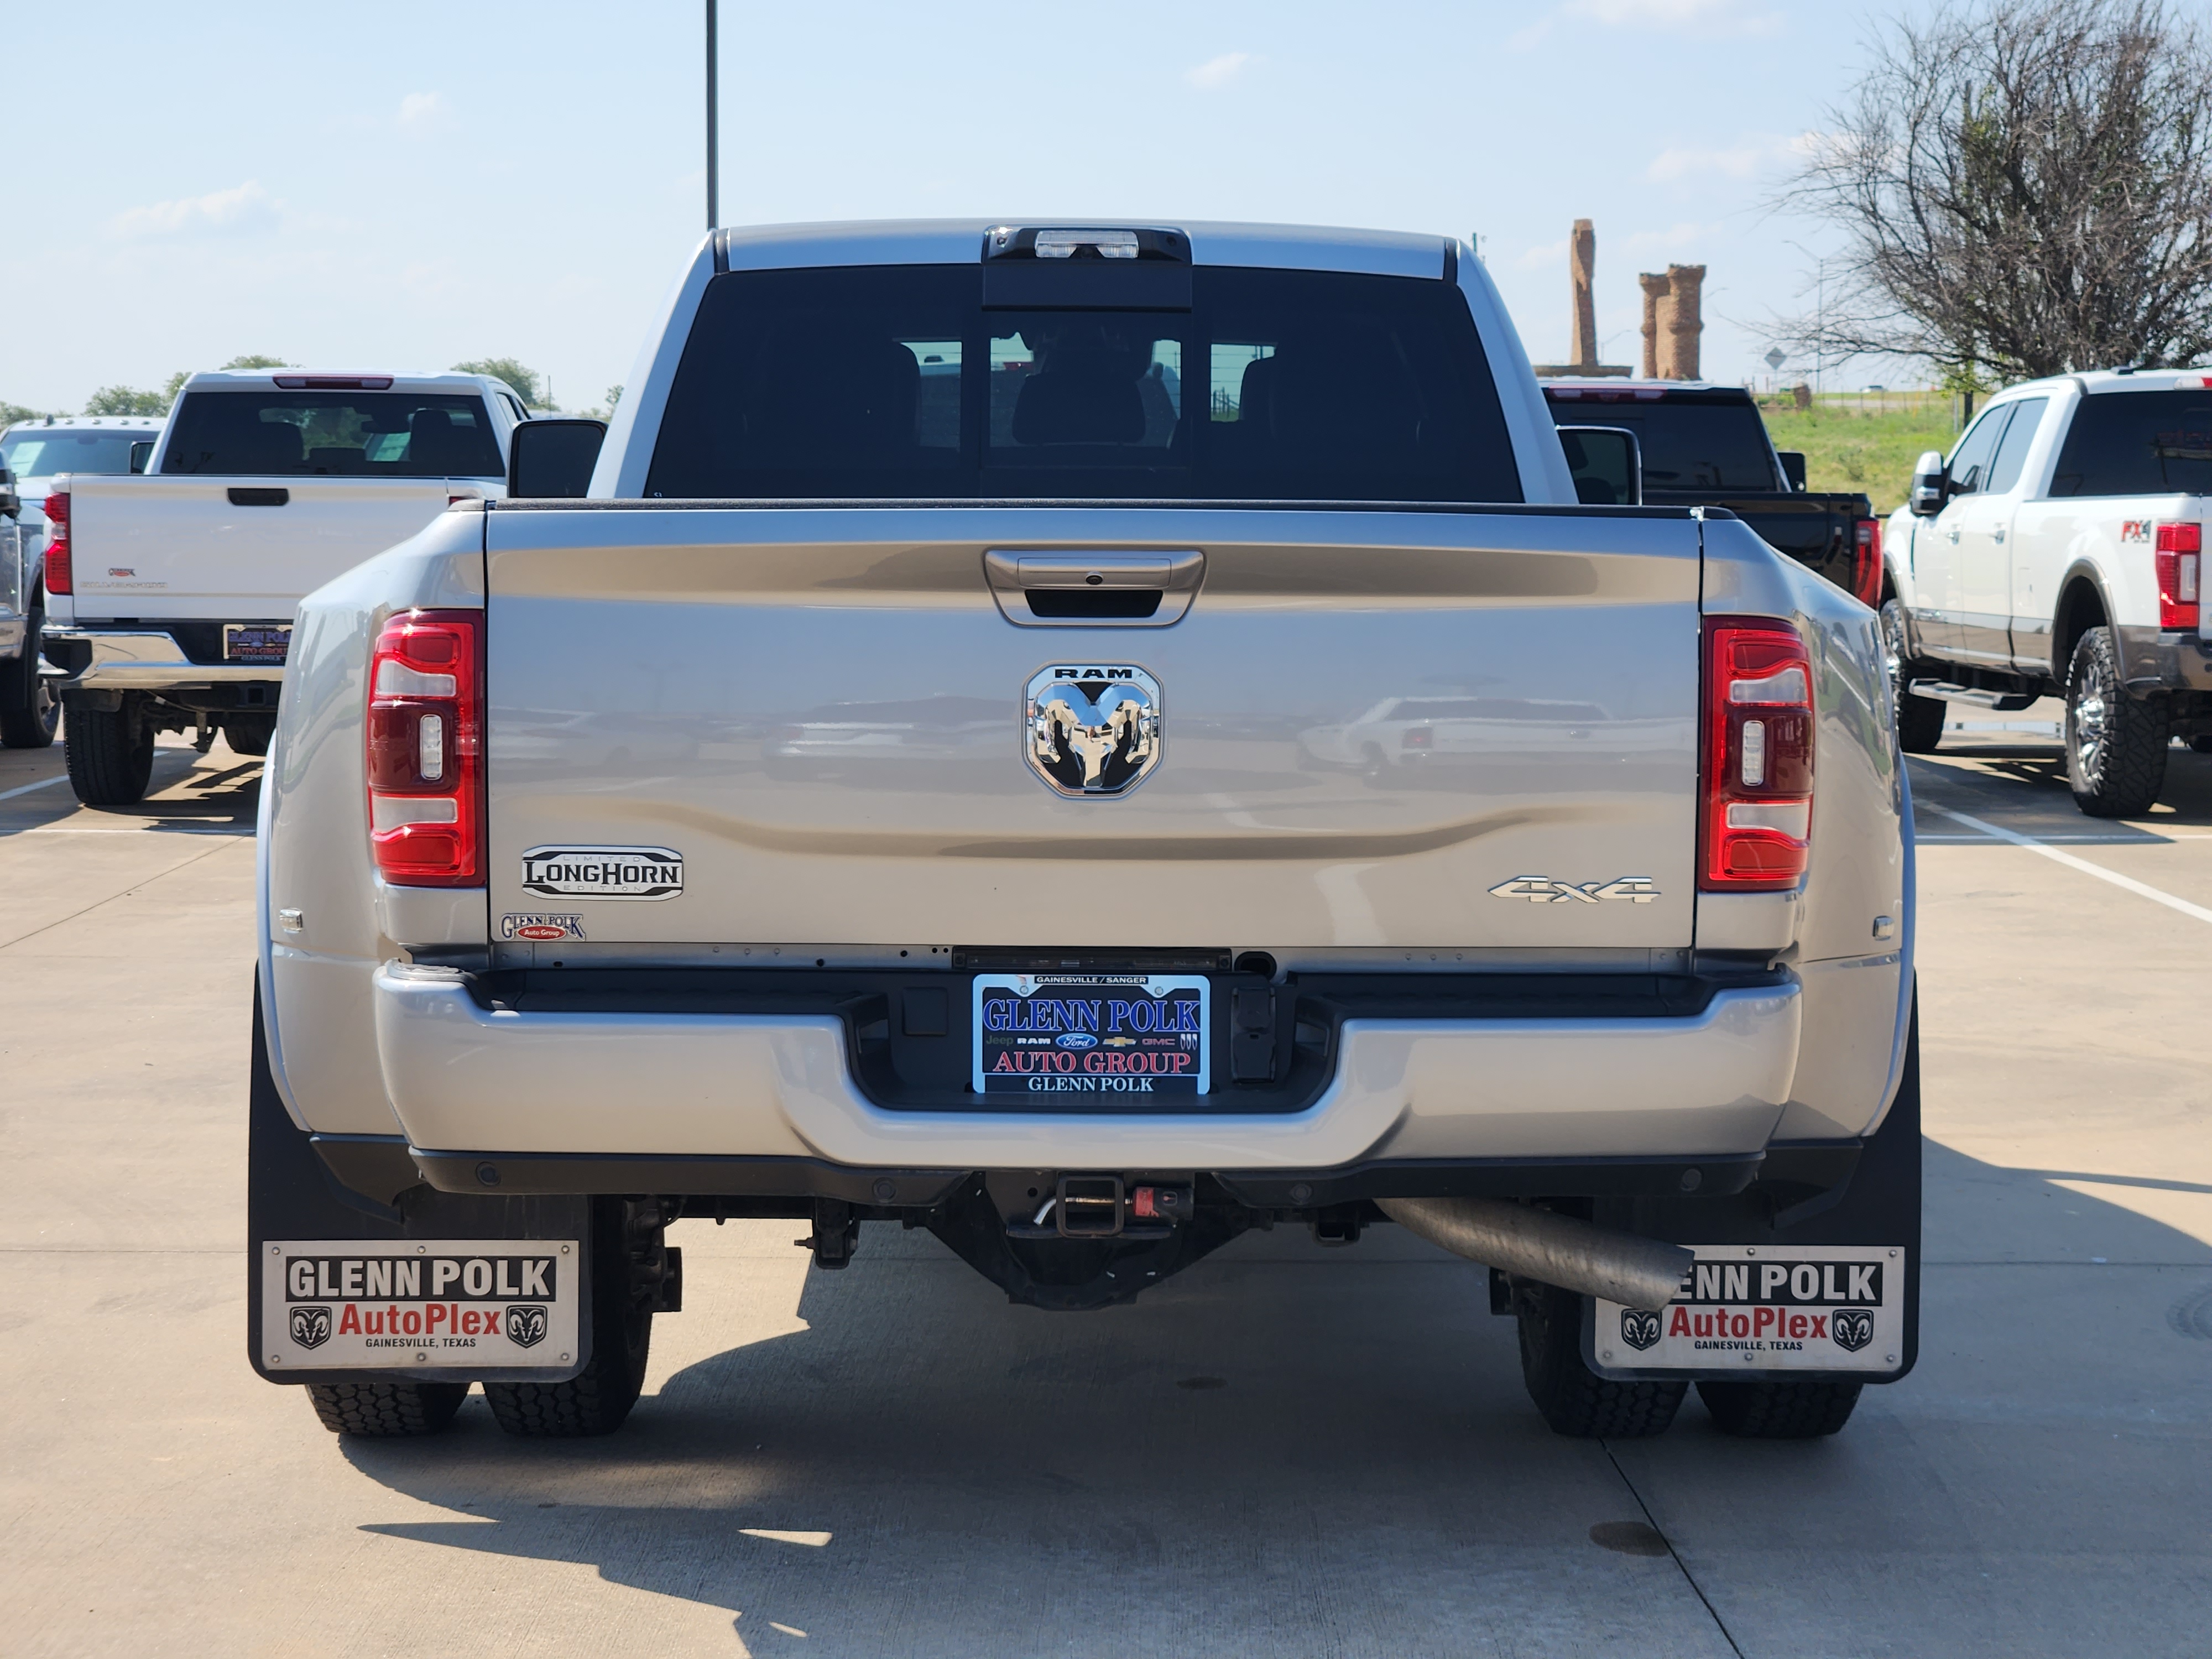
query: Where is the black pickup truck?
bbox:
[1543,380,1881,606]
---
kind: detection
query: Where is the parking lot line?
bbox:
[1926,804,2212,924]
[0,773,69,802]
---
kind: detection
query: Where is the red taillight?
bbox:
[367,609,483,886]
[1702,619,1813,892]
[2156,522,2201,630]
[1851,517,1882,608]
[42,492,71,595]
[1401,726,1433,749]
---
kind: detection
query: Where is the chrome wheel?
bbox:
[2069,653,2111,781]
[1879,600,1908,696]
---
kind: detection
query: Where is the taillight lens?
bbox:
[2156,522,2200,630]
[1851,516,1882,608]
[43,492,71,595]
[1702,620,1813,891]
[1402,726,1432,749]
[367,609,483,886]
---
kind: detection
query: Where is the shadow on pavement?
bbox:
[0,743,259,836]
[334,1143,2212,1655]
[1912,734,2212,835]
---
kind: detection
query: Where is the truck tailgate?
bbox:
[66,476,462,619]
[483,505,1704,952]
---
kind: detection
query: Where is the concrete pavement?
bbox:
[1,718,2206,1657]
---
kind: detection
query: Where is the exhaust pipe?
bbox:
[1376,1196,1692,1310]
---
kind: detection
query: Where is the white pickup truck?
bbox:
[0,415,168,749]
[251,221,1919,1449]
[43,371,524,802]
[1884,368,2212,814]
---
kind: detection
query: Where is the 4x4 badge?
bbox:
[1488,875,1658,904]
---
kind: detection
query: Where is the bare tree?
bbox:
[1776,0,2212,382]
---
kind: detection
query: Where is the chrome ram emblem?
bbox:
[1024,665,1161,797]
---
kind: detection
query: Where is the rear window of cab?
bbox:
[2049,391,2212,497]
[645,264,1522,503]
[161,392,503,478]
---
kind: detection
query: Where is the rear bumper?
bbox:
[42,627,286,688]
[2118,624,2212,694]
[372,961,1803,1173]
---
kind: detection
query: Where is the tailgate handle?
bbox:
[227,487,290,507]
[983,549,1203,628]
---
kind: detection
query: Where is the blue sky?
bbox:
[6,0,1909,413]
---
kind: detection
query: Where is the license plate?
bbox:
[1593,1244,1907,1374]
[973,973,1209,1097]
[224,623,291,664]
[261,1240,580,1369]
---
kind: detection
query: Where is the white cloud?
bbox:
[397,91,446,130]
[108,180,282,241]
[1648,144,1766,181]
[1563,0,1781,35]
[1647,132,1809,181]
[1516,239,1570,271]
[1185,52,1251,89]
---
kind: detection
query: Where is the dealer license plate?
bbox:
[1593,1244,1907,1374]
[261,1240,580,1370]
[224,622,291,664]
[973,973,1209,1098]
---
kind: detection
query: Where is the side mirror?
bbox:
[1776,450,1808,491]
[129,441,154,475]
[1557,425,1642,507]
[507,418,607,499]
[1908,449,1947,516]
[0,466,17,519]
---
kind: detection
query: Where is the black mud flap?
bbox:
[1581,992,1923,1386]
[246,977,594,1387]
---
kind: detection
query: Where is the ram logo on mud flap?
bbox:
[1830,1308,1875,1353]
[505,1306,549,1348]
[289,1306,332,1349]
[1619,1308,1663,1351]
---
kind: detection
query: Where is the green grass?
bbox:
[1759,395,1961,515]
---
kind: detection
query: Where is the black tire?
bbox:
[225,713,274,757]
[0,611,59,749]
[1697,1377,1863,1438]
[1880,599,1945,754]
[483,1199,651,1438]
[1514,1279,1686,1438]
[306,1380,468,1437]
[2190,734,2212,755]
[63,693,154,805]
[2065,626,2167,817]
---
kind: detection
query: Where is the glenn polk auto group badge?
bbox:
[1025,665,1161,796]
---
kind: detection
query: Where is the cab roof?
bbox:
[2,413,166,432]
[178,371,512,394]
[714,218,1457,281]
[1540,379,1749,399]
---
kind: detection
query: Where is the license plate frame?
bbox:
[224,622,291,664]
[973,972,1210,1098]
[260,1239,581,1371]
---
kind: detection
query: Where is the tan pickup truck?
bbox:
[248,221,1920,1451]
